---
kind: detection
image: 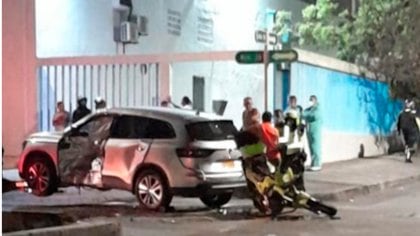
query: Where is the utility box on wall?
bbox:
[113,1,148,44]
[120,21,138,43]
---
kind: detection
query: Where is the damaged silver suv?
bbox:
[18,107,245,210]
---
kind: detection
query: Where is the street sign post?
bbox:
[235,50,298,64]
[251,28,297,110]
[235,49,298,110]
[269,50,298,63]
[235,51,264,64]
[254,30,266,43]
[254,30,277,45]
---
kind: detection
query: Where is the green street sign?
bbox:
[235,51,264,64]
[235,50,298,64]
[269,50,298,63]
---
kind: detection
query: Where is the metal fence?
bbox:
[37,63,159,131]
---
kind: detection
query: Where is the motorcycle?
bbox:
[235,131,337,219]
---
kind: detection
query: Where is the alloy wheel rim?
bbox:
[28,162,50,192]
[138,175,163,208]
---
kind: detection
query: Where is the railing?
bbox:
[36,51,238,131]
[37,62,159,131]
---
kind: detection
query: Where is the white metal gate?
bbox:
[37,63,159,131]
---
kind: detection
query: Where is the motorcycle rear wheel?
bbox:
[268,191,286,218]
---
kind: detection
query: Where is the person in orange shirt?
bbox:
[260,111,281,166]
[244,110,281,165]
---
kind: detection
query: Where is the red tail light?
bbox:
[176,148,214,158]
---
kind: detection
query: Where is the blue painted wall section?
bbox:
[290,62,402,136]
[281,70,290,110]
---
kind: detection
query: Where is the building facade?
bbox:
[3,0,401,164]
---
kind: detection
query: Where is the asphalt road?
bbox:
[120,181,420,236]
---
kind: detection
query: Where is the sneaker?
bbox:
[309,166,322,171]
[406,151,412,163]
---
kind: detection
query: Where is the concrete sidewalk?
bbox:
[304,153,420,201]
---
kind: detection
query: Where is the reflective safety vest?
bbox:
[239,142,266,158]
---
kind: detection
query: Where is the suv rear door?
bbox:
[102,115,151,188]
[102,115,176,189]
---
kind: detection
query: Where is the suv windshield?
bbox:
[186,120,238,141]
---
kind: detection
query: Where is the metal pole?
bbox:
[264,30,269,111]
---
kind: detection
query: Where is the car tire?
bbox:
[134,170,172,211]
[24,157,57,196]
[200,192,232,209]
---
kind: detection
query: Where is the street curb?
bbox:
[233,173,420,202]
[311,173,420,201]
[3,219,121,236]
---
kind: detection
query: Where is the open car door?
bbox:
[57,114,114,187]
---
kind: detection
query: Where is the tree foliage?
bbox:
[274,0,420,99]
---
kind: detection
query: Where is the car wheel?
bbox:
[135,170,172,211]
[200,192,232,208]
[24,157,56,196]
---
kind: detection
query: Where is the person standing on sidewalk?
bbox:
[397,99,419,163]
[303,95,323,171]
[242,97,259,131]
[180,96,193,109]
[94,97,106,110]
[72,97,91,123]
[52,101,70,131]
[167,96,193,109]
[285,96,301,121]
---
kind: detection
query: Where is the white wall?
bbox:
[36,0,115,57]
[171,61,275,129]
[35,0,308,129]
[35,0,308,57]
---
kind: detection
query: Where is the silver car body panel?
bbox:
[27,131,63,142]
[102,138,151,189]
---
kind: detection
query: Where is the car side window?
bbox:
[110,115,175,139]
[110,116,143,139]
[146,119,176,139]
[76,115,114,138]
